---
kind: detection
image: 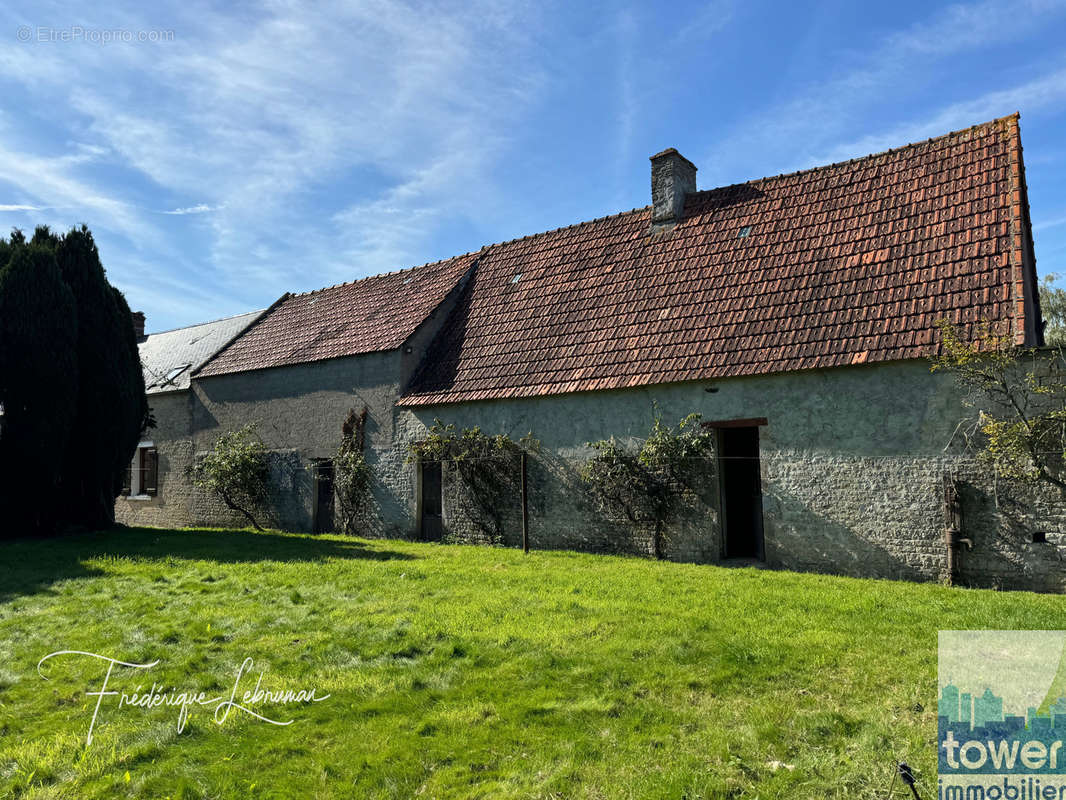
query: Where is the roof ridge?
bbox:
[479,206,652,251]
[255,114,1021,308]
[285,206,654,300]
[288,250,483,298]
[145,308,266,337]
[689,113,1019,193]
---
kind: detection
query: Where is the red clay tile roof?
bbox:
[195,253,476,377]
[399,114,1040,406]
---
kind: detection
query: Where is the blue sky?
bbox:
[1,0,1065,333]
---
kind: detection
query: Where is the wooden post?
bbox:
[521,450,529,554]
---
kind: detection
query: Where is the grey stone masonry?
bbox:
[118,350,1066,592]
[650,148,697,229]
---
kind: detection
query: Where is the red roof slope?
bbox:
[195,253,476,377]
[400,115,1038,406]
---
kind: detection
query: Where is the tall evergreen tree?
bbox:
[0,225,146,536]
[0,237,79,536]
[50,226,147,530]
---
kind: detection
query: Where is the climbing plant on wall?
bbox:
[335,406,373,535]
[407,420,539,543]
[580,412,717,558]
[932,318,1066,491]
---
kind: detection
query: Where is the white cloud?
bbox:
[808,67,1066,167]
[163,204,218,215]
[702,0,1066,183]
[0,0,549,313]
[1035,214,1066,232]
[0,203,43,211]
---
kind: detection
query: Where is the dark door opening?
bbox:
[313,460,335,534]
[420,461,443,541]
[718,426,764,560]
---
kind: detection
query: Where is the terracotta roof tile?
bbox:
[399,115,1037,406]
[195,253,476,377]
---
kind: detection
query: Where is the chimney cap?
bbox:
[131,311,146,341]
[650,148,697,170]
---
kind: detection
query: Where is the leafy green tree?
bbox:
[188,424,271,530]
[0,239,79,537]
[1039,273,1066,346]
[932,320,1066,491]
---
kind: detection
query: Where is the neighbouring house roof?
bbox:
[140,310,265,393]
[398,114,1040,406]
[194,253,476,378]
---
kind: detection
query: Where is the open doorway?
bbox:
[420,460,443,541]
[718,426,764,560]
[313,459,335,534]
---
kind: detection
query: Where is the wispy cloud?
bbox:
[0,0,548,319]
[1035,214,1066,232]
[0,203,43,211]
[808,67,1066,167]
[703,0,1066,182]
[162,204,218,215]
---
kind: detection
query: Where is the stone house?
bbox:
[117,114,1064,589]
[116,309,264,527]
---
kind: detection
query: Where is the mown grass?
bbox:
[0,527,1063,799]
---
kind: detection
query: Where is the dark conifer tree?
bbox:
[49,226,148,530]
[0,225,146,535]
[0,236,79,536]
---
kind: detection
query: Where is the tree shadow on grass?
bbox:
[0,526,414,603]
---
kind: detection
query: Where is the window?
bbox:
[122,443,158,499]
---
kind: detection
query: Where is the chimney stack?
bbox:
[131,311,146,341]
[650,148,697,231]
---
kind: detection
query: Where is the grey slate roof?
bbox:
[139,310,265,394]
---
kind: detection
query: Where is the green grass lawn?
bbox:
[1,528,1063,799]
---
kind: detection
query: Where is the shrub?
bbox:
[188,424,271,529]
[407,420,539,542]
[580,412,716,557]
[932,319,1066,491]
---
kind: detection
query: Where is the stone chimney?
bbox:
[650,148,697,231]
[131,311,146,341]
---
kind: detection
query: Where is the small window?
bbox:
[122,443,158,499]
[738,226,752,238]
[511,273,521,284]
[160,364,190,387]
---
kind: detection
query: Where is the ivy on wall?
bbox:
[407,420,539,543]
[335,406,372,535]
[580,412,716,558]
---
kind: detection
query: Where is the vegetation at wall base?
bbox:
[2,526,1064,799]
[187,424,271,530]
[335,407,373,535]
[0,226,147,537]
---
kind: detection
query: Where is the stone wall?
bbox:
[396,359,1066,589]
[189,350,412,536]
[118,351,1066,590]
[114,391,196,528]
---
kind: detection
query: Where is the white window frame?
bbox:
[127,441,156,500]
